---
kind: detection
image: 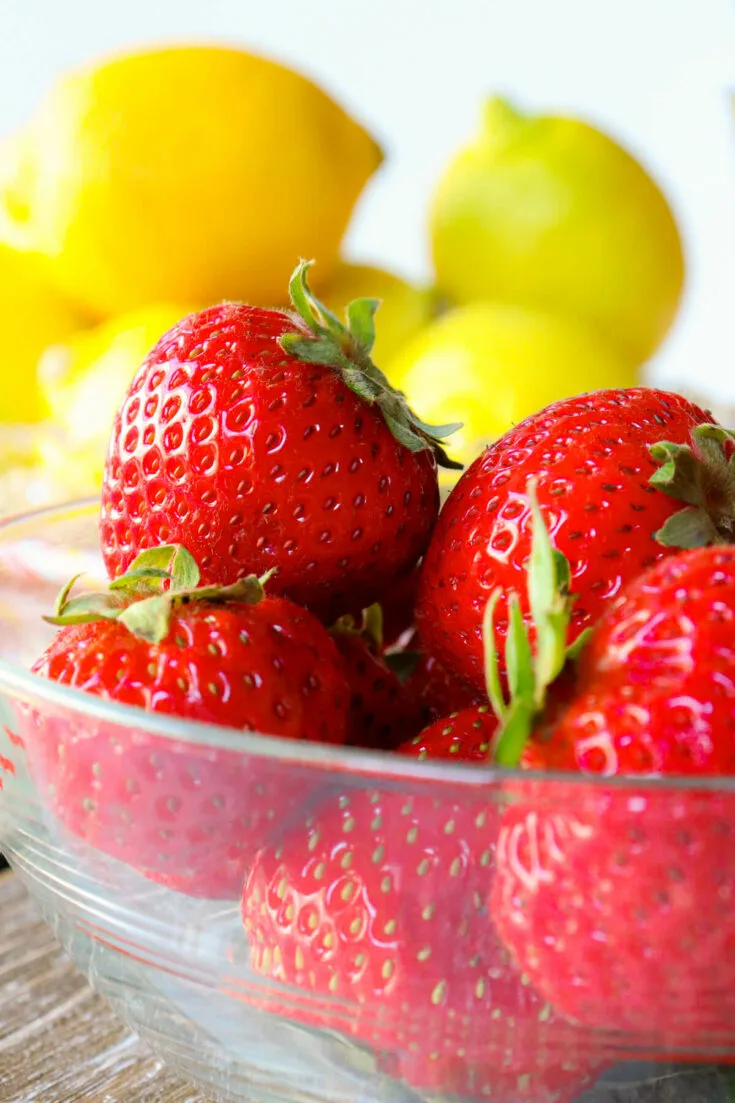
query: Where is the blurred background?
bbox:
[3,1,732,374]
[0,0,732,499]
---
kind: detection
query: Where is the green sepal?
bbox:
[346,297,379,354]
[43,590,128,628]
[42,549,272,645]
[114,544,201,592]
[492,697,536,769]
[505,594,534,705]
[528,485,575,706]
[331,601,384,654]
[118,572,271,645]
[483,590,506,723]
[649,422,735,549]
[384,650,422,684]
[483,480,588,768]
[649,442,705,507]
[280,260,463,470]
[52,572,84,617]
[566,626,593,662]
[280,333,350,372]
[654,506,722,549]
[176,571,273,609]
[118,594,172,643]
[109,567,172,592]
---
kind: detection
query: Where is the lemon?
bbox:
[387,301,637,471]
[431,97,684,366]
[36,303,193,494]
[0,46,382,319]
[317,262,436,367]
[0,244,83,422]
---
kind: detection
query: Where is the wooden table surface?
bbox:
[4,869,735,1103]
[0,870,207,1103]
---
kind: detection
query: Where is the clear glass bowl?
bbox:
[0,502,734,1103]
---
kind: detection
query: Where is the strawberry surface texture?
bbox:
[417,388,713,691]
[27,552,350,899]
[100,287,446,616]
[492,545,735,1043]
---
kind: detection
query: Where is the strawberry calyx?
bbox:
[650,424,735,548]
[280,260,463,470]
[43,544,273,644]
[485,481,589,768]
[330,602,384,653]
[331,603,425,682]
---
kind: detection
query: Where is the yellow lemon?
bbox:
[0,46,382,318]
[387,301,637,471]
[431,97,684,366]
[317,262,437,367]
[0,244,84,423]
[36,303,194,494]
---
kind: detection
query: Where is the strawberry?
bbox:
[26,545,349,899]
[416,387,722,692]
[398,703,497,762]
[100,262,459,616]
[405,649,485,727]
[524,544,735,775]
[397,486,579,767]
[240,516,606,1098]
[492,781,735,1047]
[330,605,422,749]
[241,785,602,1103]
[490,544,735,1043]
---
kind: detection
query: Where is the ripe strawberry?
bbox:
[100,262,458,616]
[490,545,735,1042]
[330,605,422,749]
[398,703,497,762]
[241,785,602,1103]
[405,649,485,727]
[26,545,349,899]
[524,545,735,775]
[416,388,720,691]
[491,782,735,1046]
[399,485,580,768]
[240,519,606,1097]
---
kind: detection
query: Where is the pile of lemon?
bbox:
[0,46,684,495]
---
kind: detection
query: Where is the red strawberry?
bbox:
[405,649,485,727]
[524,545,735,775]
[490,545,735,1043]
[330,605,422,749]
[399,487,579,768]
[26,545,349,899]
[100,262,458,615]
[398,703,497,762]
[241,785,602,1103]
[240,525,606,1098]
[416,388,720,691]
[492,782,735,1047]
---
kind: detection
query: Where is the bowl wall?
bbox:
[1,503,734,1103]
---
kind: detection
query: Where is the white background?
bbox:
[0,0,733,400]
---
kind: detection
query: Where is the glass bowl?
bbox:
[0,501,734,1103]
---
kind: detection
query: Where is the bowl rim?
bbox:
[0,497,733,795]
